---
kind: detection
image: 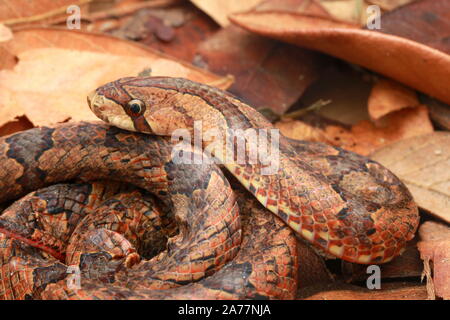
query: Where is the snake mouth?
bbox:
[87,90,110,123]
[87,90,139,131]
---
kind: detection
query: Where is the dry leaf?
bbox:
[230,0,450,106]
[0,0,91,26]
[277,105,434,155]
[418,221,450,299]
[0,27,230,129]
[368,79,419,120]
[295,65,373,126]
[276,119,332,144]
[371,132,450,223]
[350,105,433,155]
[190,0,262,27]
[367,0,417,11]
[377,0,450,55]
[319,0,370,25]
[197,25,326,114]
[0,23,12,42]
[421,95,450,131]
[256,0,331,17]
[0,115,33,137]
[195,0,332,114]
[299,282,428,300]
[128,5,218,63]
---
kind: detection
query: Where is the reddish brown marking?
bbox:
[0,227,65,262]
[132,115,152,132]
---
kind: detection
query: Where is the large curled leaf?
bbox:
[0,27,229,129]
[230,0,450,105]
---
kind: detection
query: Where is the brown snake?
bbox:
[0,77,418,299]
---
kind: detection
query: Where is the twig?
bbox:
[281,99,331,120]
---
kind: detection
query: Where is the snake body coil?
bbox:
[0,77,419,300]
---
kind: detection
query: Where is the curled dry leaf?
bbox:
[418,221,450,299]
[0,27,229,130]
[371,132,450,223]
[377,0,450,55]
[190,0,262,27]
[318,0,370,25]
[367,0,417,11]
[196,0,331,114]
[276,105,433,156]
[368,78,419,120]
[230,0,450,106]
[0,0,90,27]
[255,0,330,17]
[197,25,326,114]
[299,282,428,300]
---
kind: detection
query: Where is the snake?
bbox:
[0,77,419,300]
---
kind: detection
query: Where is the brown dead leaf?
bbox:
[377,0,450,55]
[256,0,330,17]
[197,25,327,114]
[277,105,433,155]
[420,221,450,242]
[0,27,230,129]
[196,0,332,114]
[230,0,450,106]
[0,23,12,42]
[351,106,434,155]
[421,95,450,131]
[318,0,370,25]
[190,0,262,27]
[0,115,33,137]
[87,0,183,22]
[87,3,219,63]
[367,0,417,11]
[298,282,428,300]
[110,9,176,42]
[371,132,450,223]
[276,119,332,144]
[418,221,450,299]
[0,0,91,26]
[368,79,419,120]
[292,64,373,125]
[133,4,219,63]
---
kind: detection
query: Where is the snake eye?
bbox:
[127,99,145,116]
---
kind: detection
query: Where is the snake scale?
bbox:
[0,77,419,300]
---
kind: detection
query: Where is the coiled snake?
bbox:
[0,77,418,300]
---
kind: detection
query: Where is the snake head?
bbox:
[88,77,151,133]
[88,76,198,136]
